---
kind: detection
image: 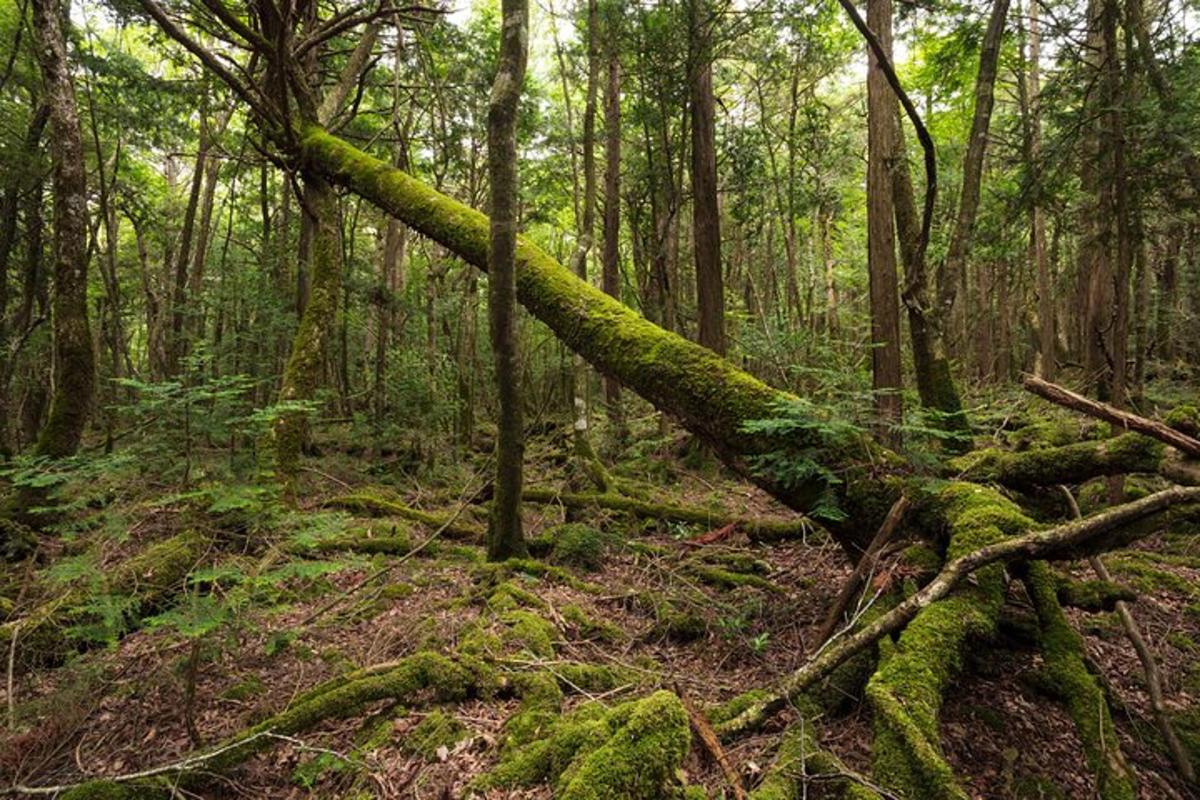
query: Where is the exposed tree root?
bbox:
[1023,561,1136,799]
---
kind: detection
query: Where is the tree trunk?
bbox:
[485,0,529,561]
[267,174,342,478]
[1026,0,1054,380]
[30,0,94,460]
[866,0,903,447]
[689,0,724,356]
[601,24,624,435]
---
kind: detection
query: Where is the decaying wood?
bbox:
[1024,375,1200,457]
[816,495,910,644]
[714,485,1200,738]
[518,487,818,542]
[1060,486,1196,784]
[678,689,746,800]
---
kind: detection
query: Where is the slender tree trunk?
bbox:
[485,0,529,561]
[30,0,94,460]
[168,108,212,375]
[1026,0,1054,380]
[689,0,724,356]
[601,24,624,436]
[866,0,903,446]
[0,104,47,457]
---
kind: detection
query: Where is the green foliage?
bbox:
[741,399,864,521]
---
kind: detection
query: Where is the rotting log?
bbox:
[952,433,1164,491]
[298,126,903,557]
[518,487,819,543]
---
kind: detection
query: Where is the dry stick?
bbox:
[815,495,910,645]
[1023,374,1200,458]
[715,486,1200,738]
[676,688,746,800]
[1058,485,1196,784]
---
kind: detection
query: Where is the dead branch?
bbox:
[1024,375,1200,458]
[1059,486,1196,785]
[816,495,910,645]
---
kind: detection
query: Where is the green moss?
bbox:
[221,675,265,701]
[952,434,1162,492]
[404,709,469,760]
[707,688,775,727]
[485,580,547,612]
[58,781,169,800]
[502,671,563,749]
[478,690,690,797]
[545,522,613,571]
[636,591,707,642]
[684,563,781,593]
[749,718,847,799]
[501,610,558,658]
[557,691,691,799]
[324,492,479,539]
[1165,404,1200,437]
[868,483,1027,800]
[1054,575,1136,612]
[561,603,626,643]
[1024,562,1135,800]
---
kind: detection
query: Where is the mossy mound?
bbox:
[542,523,614,571]
[404,709,469,760]
[477,689,691,799]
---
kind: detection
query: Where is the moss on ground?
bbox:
[404,709,469,759]
[476,690,691,799]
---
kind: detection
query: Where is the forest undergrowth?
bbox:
[2,384,1199,799]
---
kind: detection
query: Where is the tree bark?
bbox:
[866,0,903,447]
[29,0,94,460]
[485,0,529,561]
[601,22,624,433]
[689,0,724,356]
[1026,0,1054,380]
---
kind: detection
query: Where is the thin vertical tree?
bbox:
[601,3,624,436]
[486,0,530,560]
[866,0,903,446]
[1025,0,1054,380]
[688,0,724,355]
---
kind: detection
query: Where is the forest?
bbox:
[0,0,1198,794]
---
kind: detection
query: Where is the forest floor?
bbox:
[2,410,1199,799]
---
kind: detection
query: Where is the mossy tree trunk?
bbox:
[266,174,342,478]
[298,127,907,558]
[30,0,95,463]
[485,0,530,561]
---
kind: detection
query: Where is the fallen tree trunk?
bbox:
[1024,375,1200,458]
[298,126,901,557]
[953,433,1164,491]
[324,492,481,540]
[519,487,818,543]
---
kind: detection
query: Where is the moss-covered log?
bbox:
[324,492,480,539]
[1,529,210,666]
[298,126,901,556]
[952,433,1164,491]
[520,487,817,542]
[1024,562,1136,799]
